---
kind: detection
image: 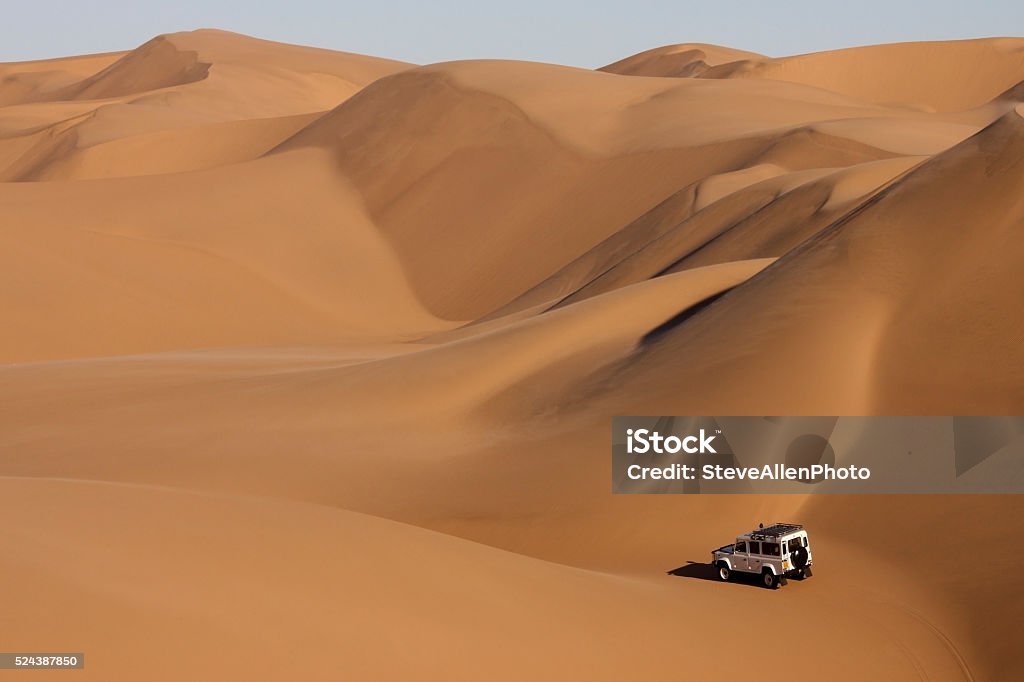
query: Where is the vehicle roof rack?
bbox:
[746,523,804,540]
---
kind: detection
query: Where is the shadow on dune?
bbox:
[667,561,763,589]
[641,290,730,345]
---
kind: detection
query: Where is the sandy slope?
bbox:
[2,478,973,682]
[596,108,1024,415]
[0,51,126,105]
[0,148,449,362]
[2,31,1024,681]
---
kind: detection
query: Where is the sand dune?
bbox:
[2,31,1023,681]
[596,108,1024,416]
[0,30,410,180]
[275,58,975,320]
[604,38,1024,112]
[600,43,764,77]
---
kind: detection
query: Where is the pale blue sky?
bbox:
[3,0,1022,67]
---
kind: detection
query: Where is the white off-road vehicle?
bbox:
[711,523,813,589]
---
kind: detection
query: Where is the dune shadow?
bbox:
[641,291,729,345]
[666,561,763,588]
[666,561,717,580]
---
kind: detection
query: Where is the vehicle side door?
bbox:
[746,541,762,574]
[761,540,781,574]
[732,540,748,572]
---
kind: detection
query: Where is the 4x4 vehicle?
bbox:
[711,523,813,589]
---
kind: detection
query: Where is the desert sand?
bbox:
[2,29,1023,680]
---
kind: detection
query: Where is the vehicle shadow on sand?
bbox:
[667,561,764,589]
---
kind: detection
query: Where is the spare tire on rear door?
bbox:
[791,545,809,570]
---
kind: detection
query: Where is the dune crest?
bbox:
[598,42,764,77]
[57,35,211,101]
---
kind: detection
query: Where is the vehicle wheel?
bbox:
[717,564,731,581]
[803,566,813,578]
[762,571,779,589]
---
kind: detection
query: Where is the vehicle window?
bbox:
[762,541,780,556]
[734,541,746,553]
[747,541,760,555]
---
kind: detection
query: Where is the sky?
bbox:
[2,0,1023,67]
